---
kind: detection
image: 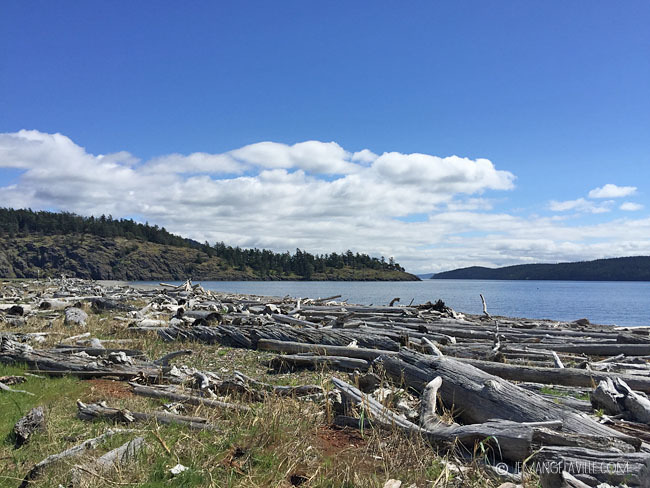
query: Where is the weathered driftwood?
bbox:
[19,428,138,488]
[129,383,250,412]
[13,406,45,447]
[419,377,443,430]
[77,400,219,430]
[258,339,397,360]
[158,324,400,350]
[270,354,370,372]
[591,377,650,423]
[186,369,326,401]
[456,357,650,393]
[0,380,35,395]
[376,349,641,449]
[64,307,88,326]
[0,337,164,380]
[332,376,574,461]
[153,349,193,366]
[70,436,146,487]
[532,446,650,488]
[523,342,650,356]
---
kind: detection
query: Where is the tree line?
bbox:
[0,208,405,278]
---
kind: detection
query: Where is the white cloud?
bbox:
[228,140,361,175]
[351,149,378,163]
[371,153,515,191]
[549,198,612,214]
[2,130,650,273]
[588,184,637,199]
[620,202,643,211]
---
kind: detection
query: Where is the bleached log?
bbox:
[19,428,138,488]
[456,357,650,393]
[257,339,397,361]
[129,383,250,412]
[154,349,193,366]
[480,293,490,318]
[377,349,641,449]
[270,354,370,372]
[69,435,147,486]
[419,376,443,430]
[523,342,650,356]
[231,370,323,397]
[0,381,35,395]
[552,351,565,369]
[77,401,219,430]
[591,378,650,424]
[421,337,443,357]
[271,313,319,328]
[332,376,567,461]
[532,446,650,488]
[159,324,400,350]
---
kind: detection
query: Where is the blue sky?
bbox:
[1,1,649,272]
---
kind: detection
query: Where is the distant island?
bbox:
[431,256,650,281]
[0,208,419,281]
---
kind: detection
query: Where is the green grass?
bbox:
[539,386,590,401]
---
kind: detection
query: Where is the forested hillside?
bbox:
[0,209,418,281]
[432,256,650,281]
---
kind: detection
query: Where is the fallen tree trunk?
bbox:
[157,324,400,350]
[331,377,624,462]
[1,337,163,381]
[457,357,650,393]
[71,436,146,487]
[129,383,251,412]
[377,349,641,449]
[532,446,650,487]
[77,400,219,431]
[522,342,650,356]
[257,339,397,361]
[270,354,370,372]
[591,377,650,423]
[19,428,138,488]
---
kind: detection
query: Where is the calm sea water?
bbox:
[133,280,650,327]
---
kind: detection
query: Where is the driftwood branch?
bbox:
[19,428,138,488]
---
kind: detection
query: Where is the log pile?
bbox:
[3,277,650,486]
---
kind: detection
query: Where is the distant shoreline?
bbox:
[429,256,650,282]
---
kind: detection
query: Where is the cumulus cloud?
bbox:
[2,130,650,273]
[620,202,643,211]
[588,184,637,199]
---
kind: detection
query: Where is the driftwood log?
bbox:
[129,383,250,412]
[376,349,641,449]
[19,428,138,488]
[77,400,219,431]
